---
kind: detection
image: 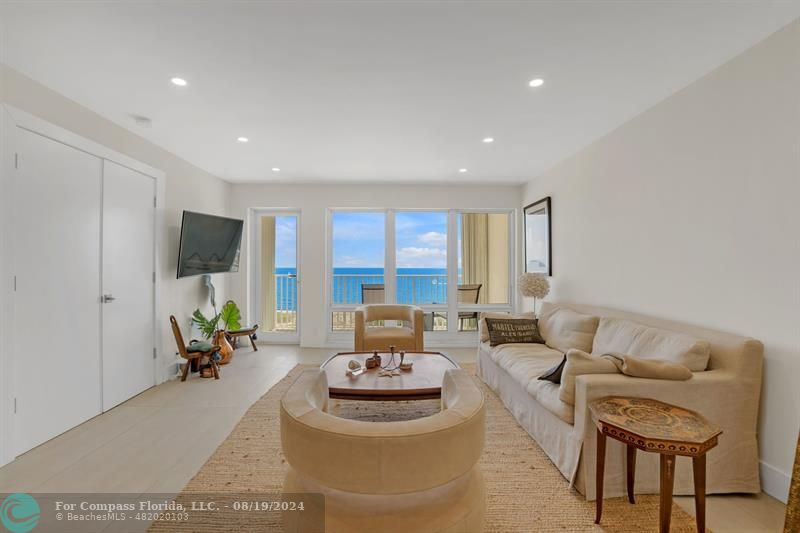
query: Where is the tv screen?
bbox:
[176,211,244,278]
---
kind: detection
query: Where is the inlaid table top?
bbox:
[589,396,722,456]
[321,351,459,401]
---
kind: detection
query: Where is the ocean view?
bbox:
[275,267,454,310]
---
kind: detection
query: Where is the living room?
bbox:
[1,2,799,532]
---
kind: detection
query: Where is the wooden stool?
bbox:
[589,397,721,533]
[226,325,259,351]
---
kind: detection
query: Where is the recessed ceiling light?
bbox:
[237,137,249,143]
[459,168,468,173]
[170,77,188,87]
[271,167,280,172]
[482,137,494,144]
[528,78,544,88]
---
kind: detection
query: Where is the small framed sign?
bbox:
[523,196,552,276]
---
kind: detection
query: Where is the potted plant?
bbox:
[191,300,242,365]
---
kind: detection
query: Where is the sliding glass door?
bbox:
[253,210,300,342]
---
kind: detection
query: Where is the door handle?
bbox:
[102,294,116,303]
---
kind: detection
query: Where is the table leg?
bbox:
[693,454,707,532]
[659,454,676,533]
[595,428,606,524]
[627,444,637,504]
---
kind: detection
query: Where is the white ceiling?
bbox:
[2,1,799,184]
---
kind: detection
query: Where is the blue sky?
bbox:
[331,212,449,269]
[275,216,297,268]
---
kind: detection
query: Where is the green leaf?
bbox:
[191,308,220,339]
[219,300,242,331]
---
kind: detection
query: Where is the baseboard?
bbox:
[760,460,791,503]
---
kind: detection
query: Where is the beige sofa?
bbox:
[354,304,425,352]
[478,301,763,501]
[280,368,486,532]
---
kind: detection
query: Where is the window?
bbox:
[395,211,448,305]
[330,212,385,330]
[328,209,513,335]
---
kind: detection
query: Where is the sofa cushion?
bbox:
[484,317,545,346]
[481,342,573,422]
[592,317,711,371]
[186,341,215,353]
[558,349,618,405]
[526,380,574,424]
[538,307,599,353]
[364,327,414,340]
[478,312,535,343]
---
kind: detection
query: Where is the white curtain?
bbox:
[260,216,276,331]
[460,213,489,304]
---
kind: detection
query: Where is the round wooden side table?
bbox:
[589,397,722,533]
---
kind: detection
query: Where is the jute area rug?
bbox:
[151,364,700,532]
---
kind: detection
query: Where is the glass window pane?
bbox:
[332,311,355,331]
[457,213,510,305]
[423,311,448,332]
[395,212,448,305]
[262,215,298,333]
[332,212,385,306]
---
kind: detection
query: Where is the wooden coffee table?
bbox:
[321,351,459,401]
[589,397,722,533]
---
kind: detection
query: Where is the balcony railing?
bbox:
[272,272,457,332]
[274,273,297,331]
[332,273,449,305]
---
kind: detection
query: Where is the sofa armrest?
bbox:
[572,370,757,435]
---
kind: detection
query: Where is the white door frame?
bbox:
[248,208,301,344]
[0,104,165,466]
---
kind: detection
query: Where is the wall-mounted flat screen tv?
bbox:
[176,211,244,278]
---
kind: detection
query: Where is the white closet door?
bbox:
[101,160,155,410]
[13,128,103,455]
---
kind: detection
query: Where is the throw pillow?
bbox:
[592,317,711,371]
[600,352,693,380]
[538,307,600,353]
[558,349,618,405]
[187,341,215,353]
[538,354,567,384]
[478,311,535,343]
[484,318,545,347]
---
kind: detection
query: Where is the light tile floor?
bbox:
[0,345,786,532]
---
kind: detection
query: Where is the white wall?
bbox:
[228,183,521,347]
[0,64,232,376]
[521,20,800,501]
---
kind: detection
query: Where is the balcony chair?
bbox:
[457,283,482,330]
[170,315,221,381]
[354,304,424,352]
[360,283,385,304]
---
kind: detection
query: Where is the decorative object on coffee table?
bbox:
[786,431,800,533]
[321,351,459,400]
[518,272,550,316]
[589,396,721,533]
